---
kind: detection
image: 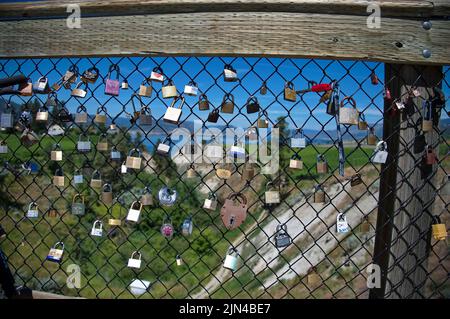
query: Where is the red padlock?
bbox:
[370,71,379,85]
[425,146,438,165]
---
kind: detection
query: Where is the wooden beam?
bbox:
[1,0,449,20]
[0,12,449,64]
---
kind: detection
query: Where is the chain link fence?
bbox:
[0,56,448,299]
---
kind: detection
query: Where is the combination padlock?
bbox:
[160,217,174,239]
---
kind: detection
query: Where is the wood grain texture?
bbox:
[0,0,449,20]
[0,12,449,64]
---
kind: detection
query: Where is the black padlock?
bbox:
[246,96,260,114]
[207,108,220,123]
[413,120,426,154]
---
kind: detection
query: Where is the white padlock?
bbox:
[372,141,388,164]
[126,201,142,222]
[336,213,349,233]
[184,81,199,96]
[127,251,142,269]
[223,246,239,271]
[291,129,306,148]
[91,220,103,237]
[26,202,39,218]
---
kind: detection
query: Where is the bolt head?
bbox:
[422,21,432,30]
[422,49,432,58]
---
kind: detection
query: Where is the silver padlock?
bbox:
[176,255,183,266]
[158,187,177,206]
[223,246,239,271]
[121,79,129,89]
[129,279,151,296]
[126,201,142,222]
[125,148,142,170]
[291,129,306,148]
[111,146,121,161]
[163,96,184,124]
[203,192,218,211]
[150,66,164,82]
[71,194,85,215]
[97,134,109,152]
[371,141,388,164]
[91,220,103,237]
[71,81,88,98]
[46,242,64,263]
[336,213,349,233]
[128,251,142,269]
[140,105,152,126]
[51,144,63,161]
[121,161,128,174]
[339,96,359,125]
[162,79,178,99]
[223,64,238,82]
[26,202,39,218]
[157,141,171,156]
[73,169,83,185]
[228,140,246,159]
[36,106,49,122]
[33,76,48,94]
[77,134,91,152]
[0,140,8,154]
[184,81,198,96]
[139,79,152,97]
[274,224,292,248]
[265,182,280,204]
[181,216,193,236]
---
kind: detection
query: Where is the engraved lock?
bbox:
[94,106,107,124]
[19,79,33,96]
[198,93,210,111]
[46,242,64,263]
[33,76,48,94]
[350,173,363,187]
[101,183,113,205]
[367,127,377,145]
[20,129,39,147]
[104,64,120,96]
[431,216,447,241]
[97,134,109,152]
[221,93,235,114]
[441,175,450,195]
[289,154,303,169]
[128,251,142,269]
[0,140,8,154]
[176,255,183,266]
[90,170,102,188]
[162,79,178,99]
[241,163,255,182]
[53,168,65,187]
[121,79,129,89]
[163,96,184,124]
[26,202,39,218]
[207,108,220,123]
[246,96,260,114]
[141,187,154,206]
[274,224,292,248]
[358,112,368,130]
[139,105,152,126]
[126,148,142,170]
[77,134,91,152]
[181,216,193,236]
[73,169,83,185]
[425,145,438,165]
[50,144,63,161]
[223,246,239,271]
[126,201,142,222]
[220,192,248,230]
[36,106,49,122]
[284,81,296,102]
[91,220,103,237]
[158,187,177,206]
[110,146,121,161]
[74,105,88,124]
[223,64,238,82]
[246,126,258,141]
[0,103,14,128]
[339,96,359,125]
[422,100,433,132]
[265,182,281,204]
[150,66,164,82]
[71,193,85,216]
[203,192,218,211]
[337,213,350,233]
[291,129,306,148]
[314,184,325,203]
[260,81,268,95]
[71,81,88,98]
[360,217,370,233]
[184,80,198,96]
[161,217,174,239]
[139,78,153,97]
[81,66,99,84]
[370,71,379,85]
[372,141,388,164]
[316,154,328,174]
[257,110,269,129]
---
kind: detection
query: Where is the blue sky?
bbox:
[1,57,448,131]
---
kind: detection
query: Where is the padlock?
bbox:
[141,187,154,206]
[257,110,269,128]
[161,217,174,239]
[20,129,39,147]
[104,64,120,96]
[265,182,280,204]
[47,206,59,218]
[360,217,371,233]
[246,126,258,141]
[431,216,447,241]
[129,279,151,296]
[223,246,239,271]
[81,66,99,84]
[350,174,363,187]
[90,170,102,188]
[126,148,142,169]
[291,129,306,148]
[181,216,193,236]
[307,267,321,287]
[358,112,368,130]
[157,142,171,156]
[229,140,246,159]
[45,92,58,108]
[33,76,49,94]
[198,93,210,111]
[0,140,8,154]
[128,251,142,269]
[0,106,13,128]
[216,164,233,179]
[110,146,121,161]
[220,192,247,230]
[73,169,83,185]
[74,105,88,124]
[71,81,88,98]
[63,65,79,88]
[260,81,268,95]
[91,220,103,237]
[422,100,433,132]
[162,79,178,99]
[241,163,255,182]
[150,66,164,82]
[314,185,325,203]
[221,93,235,114]
[289,154,303,169]
[71,194,85,215]
[425,145,438,165]
[320,89,333,103]
[158,187,177,206]
[121,79,129,89]
[176,255,183,266]
[36,106,49,122]
[46,242,64,263]
[339,96,359,125]
[126,201,142,222]
[274,224,292,248]
[163,96,184,124]
[50,144,63,161]
[101,183,113,205]
[441,175,450,195]
[186,166,197,178]
[371,141,388,164]
[413,127,426,154]
[367,127,377,145]
[97,134,109,152]
[18,109,32,127]
[184,81,198,96]
[19,79,33,96]
[77,134,91,152]
[108,202,123,226]
[26,202,39,218]
[316,154,328,174]
[203,192,218,211]
[94,107,107,124]
[109,121,118,132]
[57,105,73,123]
[336,213,350,233]
[128,93,142,125]
[284,81,296,102]
[139,106,152,126]
[223,64,238,82]
[121,162,128,174]
[207,108,220,123]
[246,96,260,114]
[138,79,152,97]
[53,168,65,187]
[370,71,379,85]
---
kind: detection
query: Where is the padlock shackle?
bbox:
[316,154,326,162]
[222,93,234,103]
[227,245,238,255]
[52,143,61,150]
[223,64,236,72]
[131,93,144,113]
[169,95,185,109]
[92,169,102,179]
[340,96,357,108]
[358,112,366,121]
[247,95,258,104]
[227,192,247,205]
[276,223,287,233]
[93,220,103,228]
[131,200,142,210]
[106,64,120,80]
[28,201,38,210]
[199,93,208,102]
[96,105,107,114]
[76,104,87,113]
[375,140,387,151]
[337,213,346,221]
[128,148,142,157]
[53,241,65,250]
[187,80,197,87]
[74,81,88,90]
[431,215,442,225]
[291,154,302,160]
[285,81,294,89]
[152,66,164,74]
[131,251,142,259]
[315,184,323,191]
[102,183,112,192]
[72,193,84,204]
[68,64,79,75]
[54,168,64,176]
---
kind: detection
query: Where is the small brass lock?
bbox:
[19,80,33,96]
[162,79,178,99]
[350,174,363,187]
[97,134,109,152]
[141,187,154,206]
[284,81,296,102]
[367,127,377,145]
[339,96,359,125]
[198,94,210,111]
[307,267,321,287]
[431,216,447,241]
[74,105,88,124]
[216,164,233,179]
[360,217,371,233]
[51,144,63,161]
[126,148,142,170]
[316,154,328,174]
[139,79,152,97]
[53,168,65,187]
[220,193,248,230]
[221,93,235,114]
[257,110,269,128]
[289,154,303,169]
[47,206,59,218]
[90,170,103,189]
[260,81,268,95]
[94,106,108,124]
[186,166,197,178]
[313,184,326,203]
[101,183,113,205]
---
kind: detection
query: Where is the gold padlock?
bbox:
[94,106,107,124]
[289,154,303,169]
[431,216,447,241]
[125,148,142,169]
[316,154,328,174]
[108,201,123,226]
[221,93,235,114]
[90,170,102,189]
[307,267,321,287]
[139,79,152,97]
[36,106,49,122]
[198,94,210,111]
[141,187,154,206]
[257,110,269,128]
[367,127,377,145]
[313,185,325,203]
[284,81,296,102]
[51,143,63,161]
[101,183,113,205]
[75,105,88,124]
[97,134,109,152]
[53,168,65,187]
[162,79,178,99]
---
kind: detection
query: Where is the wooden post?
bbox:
[371,64,443,299]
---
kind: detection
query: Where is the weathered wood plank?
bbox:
[0,0,449,20]
[0,12,449,64]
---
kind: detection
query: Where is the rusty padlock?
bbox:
[220,192,248,230]
[97,134,109,152]
[221,93,235,114]
[284,81,296,102]
[257,110,269,128]
[316,154,328,174]
[71,81,88,98]
[74,105,88,124]
[81,66,99,84]
[246,96,260,114]
[94,106,108,124]
[198,93,210,111]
